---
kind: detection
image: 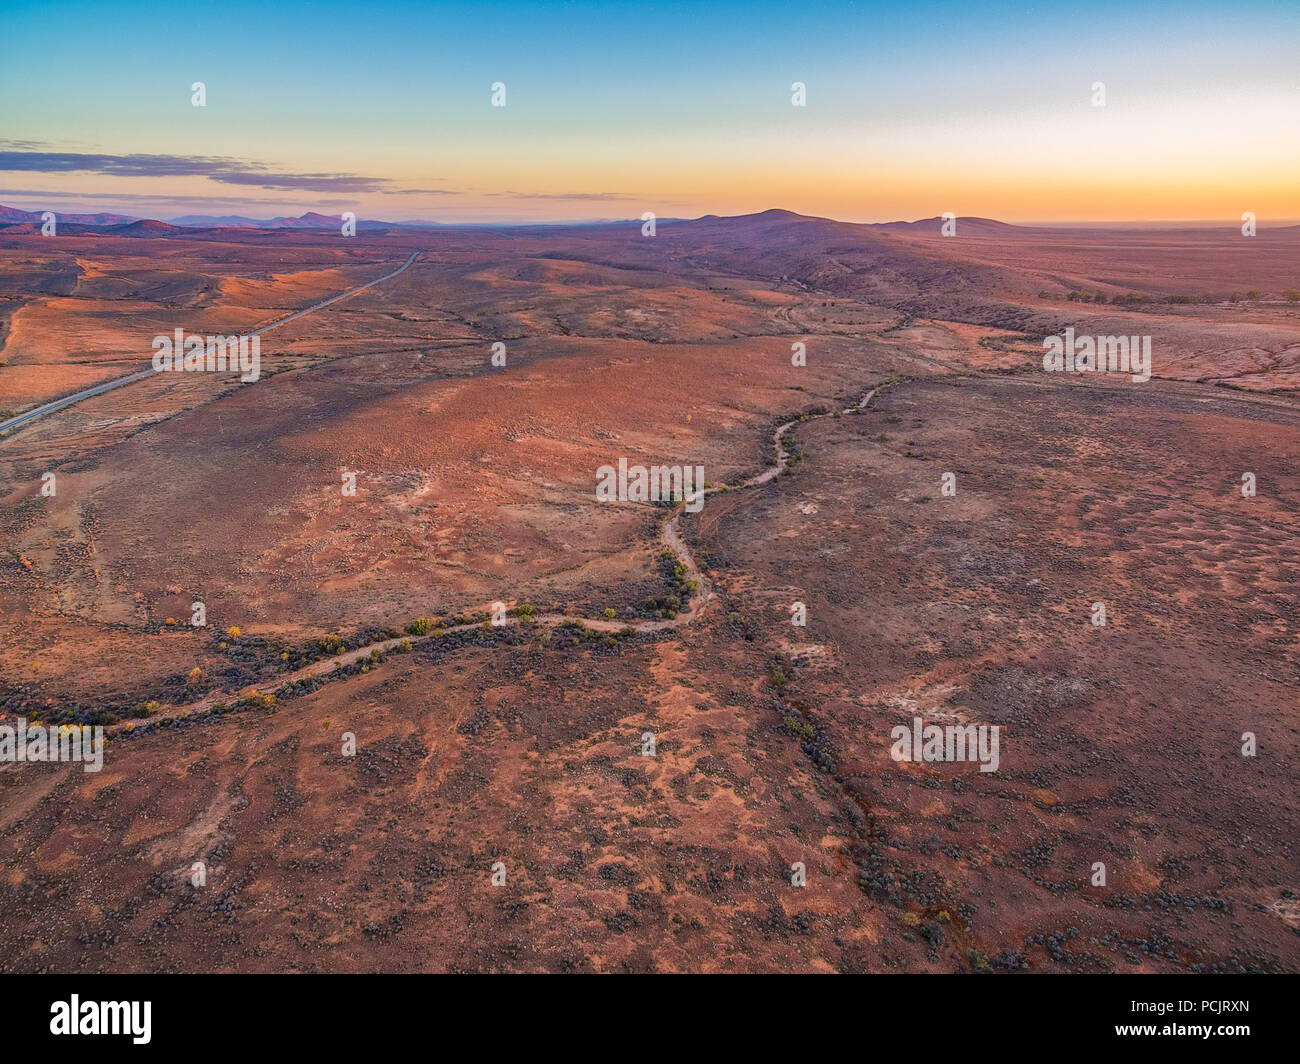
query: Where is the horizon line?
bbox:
[3,200,1299,232]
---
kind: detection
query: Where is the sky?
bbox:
[1,0,1297,225]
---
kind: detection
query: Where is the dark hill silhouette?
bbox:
[107,219,184,236]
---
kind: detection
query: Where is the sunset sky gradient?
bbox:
[1,0,1297,224]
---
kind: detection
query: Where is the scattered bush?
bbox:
[783,715,815,742]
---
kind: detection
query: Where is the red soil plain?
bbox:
[0,211,1297,972]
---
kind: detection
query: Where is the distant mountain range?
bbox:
[2,204,1290,237]
[0,204,423,231]
[869,215,1020,234]
[0,204,137,226]
[168,211,414,230]
[0,203,1024,235]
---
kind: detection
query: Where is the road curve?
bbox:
[0,251,420,437]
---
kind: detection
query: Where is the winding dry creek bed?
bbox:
[101,385,882,735]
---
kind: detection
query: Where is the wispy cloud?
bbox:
[0,187,355,208]
[0,149,456,195]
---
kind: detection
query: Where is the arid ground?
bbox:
[1,212,1297,972]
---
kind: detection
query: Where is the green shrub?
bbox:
[783,715,815,742]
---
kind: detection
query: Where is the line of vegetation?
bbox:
[1051,288,1299,305]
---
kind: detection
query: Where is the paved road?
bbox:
[0,251,420,436]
